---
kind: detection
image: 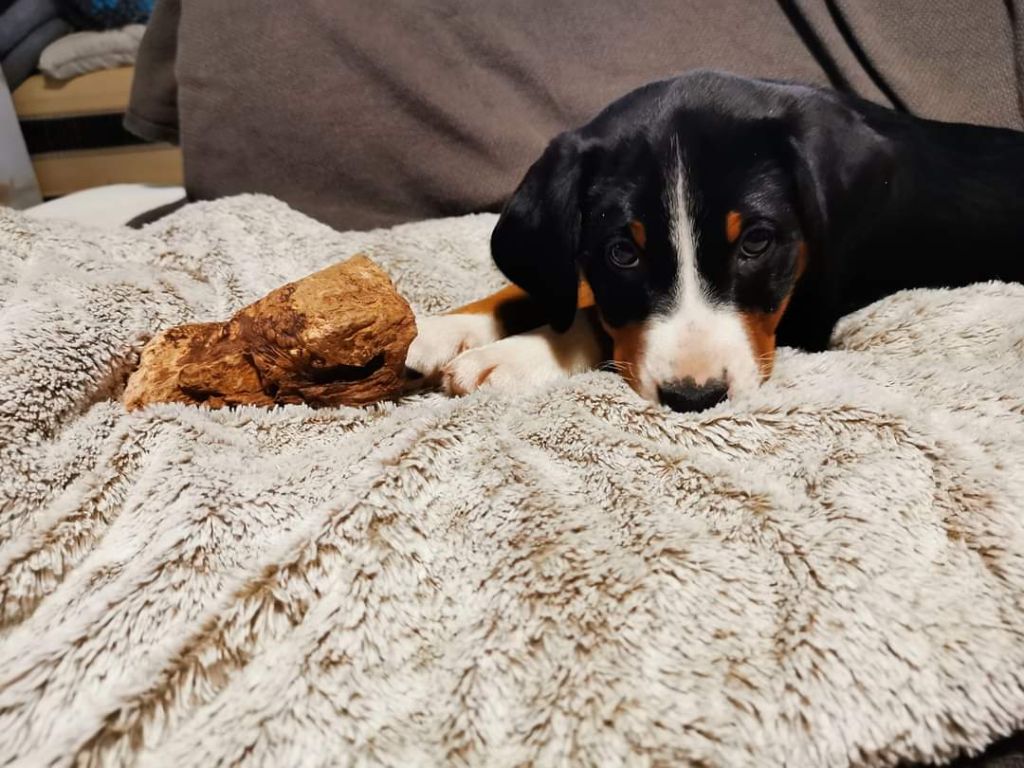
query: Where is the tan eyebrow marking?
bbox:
[726,210,742,244]
[740,240,810,379]
[629,220,647,248]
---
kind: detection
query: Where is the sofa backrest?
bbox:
[127,0,1024,232]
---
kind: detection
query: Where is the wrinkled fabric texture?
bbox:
[788,0,1024,128]
[127,0,1024,231]
[0,15,71,88]
[123,0,176,143]
[0,0,61,58]
[2,196,1024,767]
[124,0,839,228]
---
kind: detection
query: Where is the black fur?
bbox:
[491,70,1024,349]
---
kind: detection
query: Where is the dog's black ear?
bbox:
[787,94,894,259]
[491,133,589,332]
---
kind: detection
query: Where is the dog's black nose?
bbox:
[657,377,729,413]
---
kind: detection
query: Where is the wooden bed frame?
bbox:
[12,66,182,199]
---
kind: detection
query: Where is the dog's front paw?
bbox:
[405,314,502,382]
[441,322,602,396]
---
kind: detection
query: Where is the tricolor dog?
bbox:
[407,70,1024,412]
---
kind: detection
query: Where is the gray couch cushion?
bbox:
[126,0,1024,231]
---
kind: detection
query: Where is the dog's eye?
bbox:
[607,241,639,269]
[739,225,774,259]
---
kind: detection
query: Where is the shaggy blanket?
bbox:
[2,196,1024,767]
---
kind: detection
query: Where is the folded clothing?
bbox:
[0,0,61,58]
[38,22,142,79]
[1,16,70,88]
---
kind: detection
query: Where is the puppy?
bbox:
[408,70,1024,412]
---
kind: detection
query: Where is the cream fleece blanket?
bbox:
[2,196,1024,768]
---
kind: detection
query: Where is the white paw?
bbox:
[441,320,603,396]
[405,314,502,381]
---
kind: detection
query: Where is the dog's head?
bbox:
[492,71,893,411]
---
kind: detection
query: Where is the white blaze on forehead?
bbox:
[635,151,760,401]
[666,149,705,310]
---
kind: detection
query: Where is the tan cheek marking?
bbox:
[629,220,647,248]
[601,320,647,393]
[796,241,808,280]
[726,211,742,244]
[740,241,809,379]
[577,279,595,310]
[741,298,791,379]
